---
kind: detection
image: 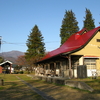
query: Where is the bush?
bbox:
[14,71,19,74]
[23,71,30,74]
[19,71,23,74]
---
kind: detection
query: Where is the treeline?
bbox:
[60,8,95,45]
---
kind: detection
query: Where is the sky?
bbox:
[0,0,100,53]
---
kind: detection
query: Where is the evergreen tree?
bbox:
[0,56,4,63]
[60,10,79,45]
[25,25,45,62]
[83,8,95,31]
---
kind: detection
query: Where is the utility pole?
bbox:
[99,14,100,26]
[0,36,2,50]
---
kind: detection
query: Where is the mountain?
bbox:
[0,50,25,63]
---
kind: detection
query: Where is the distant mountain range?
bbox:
[0,50,25,63]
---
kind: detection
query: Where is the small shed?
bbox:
[0,60,12,74]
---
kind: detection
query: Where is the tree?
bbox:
[25,25,45,64]
[0,56,4,63]
[60,10,79,45]
[16,55,27,67]
[83,8,95,31]
[16,55,31,72]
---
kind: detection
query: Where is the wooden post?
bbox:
[68,55,72,78]
[44,64,46,76]
[60,61,63,77]
[48,64,50,69]
[54,62,56,76]
[0,79,4,86]
[10,64,12,74]
[60,62,64,77]
[48,64,50,75]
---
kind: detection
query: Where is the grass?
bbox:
[1,74,100,100]
[17,74,100,93]
[0,74,45,100]
[24,75,100,100]
[70,77,100,93]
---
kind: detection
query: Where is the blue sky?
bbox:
[0,0,100,52]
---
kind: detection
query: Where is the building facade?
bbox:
[36,26,100,78]
[0,60,13,74]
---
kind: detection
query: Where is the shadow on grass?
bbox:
[19,76,100,100]
[4,74,99,100]
[0,81,45,100]
[84,79,100,94]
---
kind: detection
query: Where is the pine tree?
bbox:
[25,25,45,62]
[83,8,95,31]
[60,10,79,45]
[0,56,4,63]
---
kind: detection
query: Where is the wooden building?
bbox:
[0,60,12,74]
[36,26,100,78]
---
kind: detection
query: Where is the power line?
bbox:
[2,41,25,44]
[2,40,60,44]
[45,41,60,43]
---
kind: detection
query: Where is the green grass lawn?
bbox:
[0,74,45,100]
[0,74,100,100]
[71,77,100,93]
[85,78,100,93]
[19,75,100,100]
[17,74,100,94]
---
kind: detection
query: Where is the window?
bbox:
[84,58,96,69]
[97,39,100,42]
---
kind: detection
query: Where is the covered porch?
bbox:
[35,54,85,79]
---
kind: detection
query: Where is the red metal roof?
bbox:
[38,26,100,62]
